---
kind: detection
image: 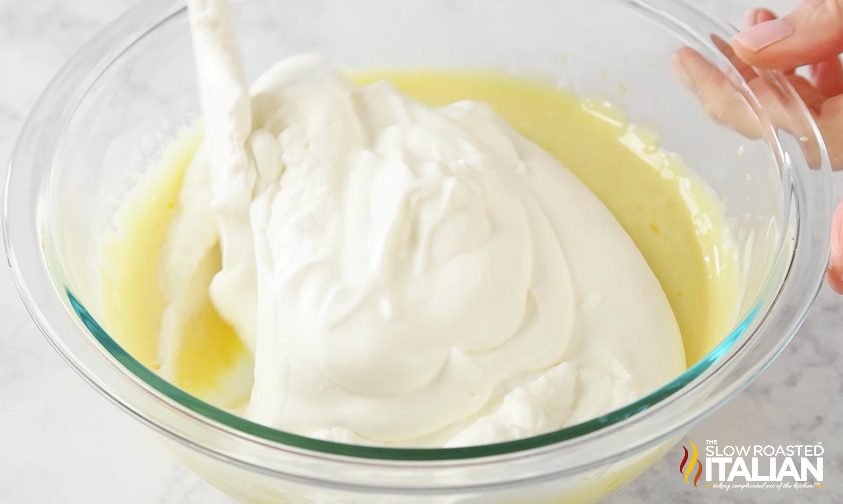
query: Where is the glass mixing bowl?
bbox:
[4,0,833,502]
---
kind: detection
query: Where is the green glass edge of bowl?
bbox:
[68,289,758,461]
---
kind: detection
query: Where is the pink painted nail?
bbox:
[732,18,794,51]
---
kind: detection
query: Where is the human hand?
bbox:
[674,1,843,293]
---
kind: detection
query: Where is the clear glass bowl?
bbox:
[4,0,833,502]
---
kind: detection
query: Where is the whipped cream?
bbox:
[157,0,686,446]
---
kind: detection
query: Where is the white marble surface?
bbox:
[0,0,840,502]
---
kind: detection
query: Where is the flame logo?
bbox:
[679,440,703,487]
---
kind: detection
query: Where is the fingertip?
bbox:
[830,201,843,293]
[671,46,765,138]
[673,46,703,70]
[828,267,843,294]
[674,46,698,60]
[671,47,706,93]
[811,58,843,97]
[755,8,778,24]
[731,18,795,56]
[743,8,778,29]
[742,9,760,29]
[733,2,843,69]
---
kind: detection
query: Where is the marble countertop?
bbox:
[0,0,840,502]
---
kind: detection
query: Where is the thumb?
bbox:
[732,0,843,69]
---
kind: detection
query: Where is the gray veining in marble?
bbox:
[0,0,840,503]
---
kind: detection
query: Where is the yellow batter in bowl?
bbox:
[100,70,738,408]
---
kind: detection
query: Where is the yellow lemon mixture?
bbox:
[100,71,738,406]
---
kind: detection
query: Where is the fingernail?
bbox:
[732,18,794,51]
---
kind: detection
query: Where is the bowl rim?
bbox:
[2,0,833,487]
